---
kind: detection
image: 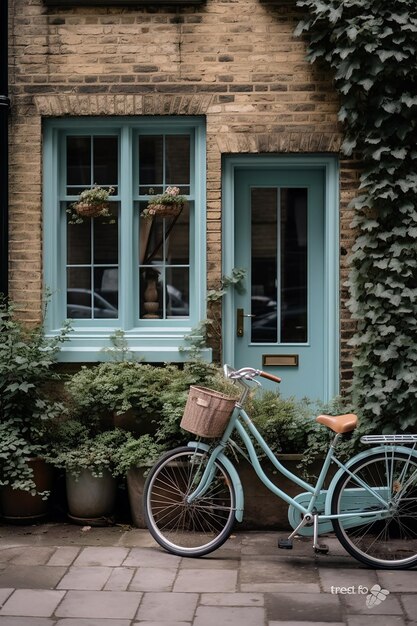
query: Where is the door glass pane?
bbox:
[280,188,308,343]
[251,188,278,343]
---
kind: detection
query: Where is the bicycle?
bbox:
[143,365,417,569]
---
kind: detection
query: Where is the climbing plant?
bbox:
[295,0,417,432]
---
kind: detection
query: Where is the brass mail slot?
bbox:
[263,354,299,367]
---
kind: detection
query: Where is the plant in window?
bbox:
[142,186,186,219]
[67,185,115,223]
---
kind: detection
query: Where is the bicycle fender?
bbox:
[187,441,244,522]
[324,445,417,516]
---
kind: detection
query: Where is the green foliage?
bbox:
[112,434,163,475]
[296,0,417,432]
[0,296,70,493]
[66,360,239,452]
[47,427,131,479]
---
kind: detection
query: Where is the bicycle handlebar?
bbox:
[224,365,281,385]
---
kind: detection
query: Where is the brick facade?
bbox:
[8,0,359,387]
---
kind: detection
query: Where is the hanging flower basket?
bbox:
[67,185,115,224]
[142,186,186,220]
[74,201,110,218]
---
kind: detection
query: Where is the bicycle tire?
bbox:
[331,450,417,569]
[143,446,236,557]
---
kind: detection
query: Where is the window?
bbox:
[43,118,207,361]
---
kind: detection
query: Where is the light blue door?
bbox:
[233,168,326,399]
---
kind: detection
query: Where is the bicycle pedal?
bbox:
[314,543,329,555]
[278,538,293,550]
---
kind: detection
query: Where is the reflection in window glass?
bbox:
[251,188,278,344]
[93,137,118,188]
[280,188,308,343]
[139,203,190,320]
[66,135,118,195]
[66,205,119,320]
[166,135,190,185]
[67,136,90,188]
[139,136,163,187]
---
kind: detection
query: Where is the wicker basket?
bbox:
[75,202,110,218]
[180,386,236,438]
[148,202,183,218]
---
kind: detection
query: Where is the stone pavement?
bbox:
[0,524,416,626]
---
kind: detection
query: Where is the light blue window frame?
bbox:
[43,116,208,362]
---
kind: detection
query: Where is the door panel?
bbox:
[233,169,325,399]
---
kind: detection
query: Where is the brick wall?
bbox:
[8,0,358,386]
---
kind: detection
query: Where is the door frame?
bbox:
[221,154,340,402]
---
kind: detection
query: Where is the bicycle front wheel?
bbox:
[331,450,417,568]
[143,446,236,557]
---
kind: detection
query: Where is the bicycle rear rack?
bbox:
[361,434,417,444]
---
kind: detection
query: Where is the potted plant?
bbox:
[0,296,69,521]
[141,186,186,219]
[67,185,115,223]
[47,423,131,525]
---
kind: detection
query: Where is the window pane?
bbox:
[94,267,118,317]
[166,135,190,185]
[280,188,308,343]
[166,268,189,317]
[93,137,118,188]
[67,212,91,265]
[139,135,163,186]
[67,268,92,319]
[94,206,118,265]
[140,268,163,319]
[165,204,189,264]
[67,136,90,188]
[251,188,278,344]
[139,210,164,264]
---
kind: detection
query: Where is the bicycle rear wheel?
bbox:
[143,446,236,557]
[331,450,417,568]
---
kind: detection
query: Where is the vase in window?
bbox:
[143,270,160,319]
[141,186,185,220]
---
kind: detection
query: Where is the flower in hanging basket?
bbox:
[67,185,115,224]
[142,186,186,219]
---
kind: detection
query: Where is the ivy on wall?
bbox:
[295,0,417,432]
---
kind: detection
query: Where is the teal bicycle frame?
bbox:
[186,399,417,539]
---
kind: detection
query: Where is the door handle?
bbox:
[236,308,255,337]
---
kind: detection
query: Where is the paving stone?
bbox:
[0,589,65,617]
[55,617,131,626]
[346,617,405,626]
[103,567,135,591]
[129,568,178,592]
[240,556,318,588]
[55,591,142,619]
[117,530,160,548]
[132,623,190,626]
[193,605,265,626]
[0,590,13,607]
[173,569,238,593]
[341,591,404,615]
[10,547,56,566]
[123,548,181,568]
[0,548,29,564]
[401,595,417,621]
[377,570,417,592]
[0,618,55,626]
[136,592,198,622]
[319,566,378,593]
[73,547,129,567]
[200,592,264,606]
[57,566,113,590]
[241,582,321,593]
[180,557,239,569]
[0,565,66,590]
[47,547,80,566]
[268,623,345,626]
[265,592,343,623]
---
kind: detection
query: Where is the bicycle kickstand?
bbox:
[313,514,329,555]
